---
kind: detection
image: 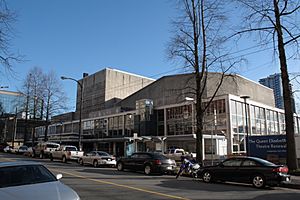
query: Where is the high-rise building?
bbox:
[259,73,296,113]
[0,90,24,115]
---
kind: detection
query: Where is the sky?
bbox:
[1,0,299,112]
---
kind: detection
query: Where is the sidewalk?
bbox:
[282,175,300,189]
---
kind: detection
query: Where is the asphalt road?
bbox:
[1,152,300,200]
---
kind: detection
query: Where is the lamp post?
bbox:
[185,97,195,134]
[241,95,250,156]
[61,76,83,151]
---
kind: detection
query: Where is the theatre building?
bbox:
[35,68,300,163]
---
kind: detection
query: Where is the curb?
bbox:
[281,183,300,189]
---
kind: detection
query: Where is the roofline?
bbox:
[79,67,156,81]
[105,68,155,81]
[235,74,274,91]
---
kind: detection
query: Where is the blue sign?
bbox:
[248,135,287,164]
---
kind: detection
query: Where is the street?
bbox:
[1,152,300,200]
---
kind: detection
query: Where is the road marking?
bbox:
[51,168,190,200]
[0,157,14,162]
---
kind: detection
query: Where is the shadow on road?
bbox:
[157,179,278,192]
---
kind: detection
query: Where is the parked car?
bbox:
[0,161,80,200]
[199,156,291,188]
[3,146,12,153]
[33,142,60,159]
[116,152,177,175]
[23,147,34,157]
[16,145,29,154]
[50,145,84,163]
[78,151,116,167]
[165,148,196,162]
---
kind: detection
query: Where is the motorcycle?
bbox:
[175,158,201,179]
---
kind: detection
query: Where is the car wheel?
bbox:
[202,171,213,183]
[252,174,266,188]
[144,165,151,175]
[117,162,124,171]
[62,156,67,163]
[50,154,53,161]
[93,160,99,168]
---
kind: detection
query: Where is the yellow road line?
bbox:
[51,168,190,200]
[0,157,14,162]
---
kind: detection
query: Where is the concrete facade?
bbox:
[75,68,155,119]
[118,73,275,109]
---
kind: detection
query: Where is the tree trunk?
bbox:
[44,97,50,142]
[274,0,298,170]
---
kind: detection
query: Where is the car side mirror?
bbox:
[56,174,63,180]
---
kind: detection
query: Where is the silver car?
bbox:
[79,151,116,167]
[0,162,80,200]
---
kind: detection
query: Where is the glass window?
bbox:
[222,159,242,167]
[0,165,56,188]
[97,151,110,156]
[131,153,139,158]
[139,154,152,159]
[231,100,236,115]
[157,109,164,121]
[242,159,258,166]
[236,102,243,116]
[65,146,77,151]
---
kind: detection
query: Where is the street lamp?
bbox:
[185,97,195,134]
[61,76,83,151]
[240,95,250,156]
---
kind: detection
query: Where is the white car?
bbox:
[79,151,116,167]
[16,145,29,154]
[3,146,12,153]
[0,162,80,200]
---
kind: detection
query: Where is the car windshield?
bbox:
[65,146,77,151]
[152,153,168,160]
[97,152,110,156]
[46,144,59,148]
[251,157,277,166]
[0,165,57,188]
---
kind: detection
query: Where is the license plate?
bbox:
[108,159,111,161]
[167,166,172,170]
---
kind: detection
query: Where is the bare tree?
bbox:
[233,0,299,170]
[168,0,238,163]
[20,72,32,143]
[21,67,67,142]
[0,0,21,75]
[28,67,45,119]
[43,71,68,141]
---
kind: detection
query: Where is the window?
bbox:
[0,165,56,188]
[65,146,77,151]
[222,159,242,167]
[131,153,140,158]
[139,154,152,159]
[97,151,110,156]
[242,159,258,166]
